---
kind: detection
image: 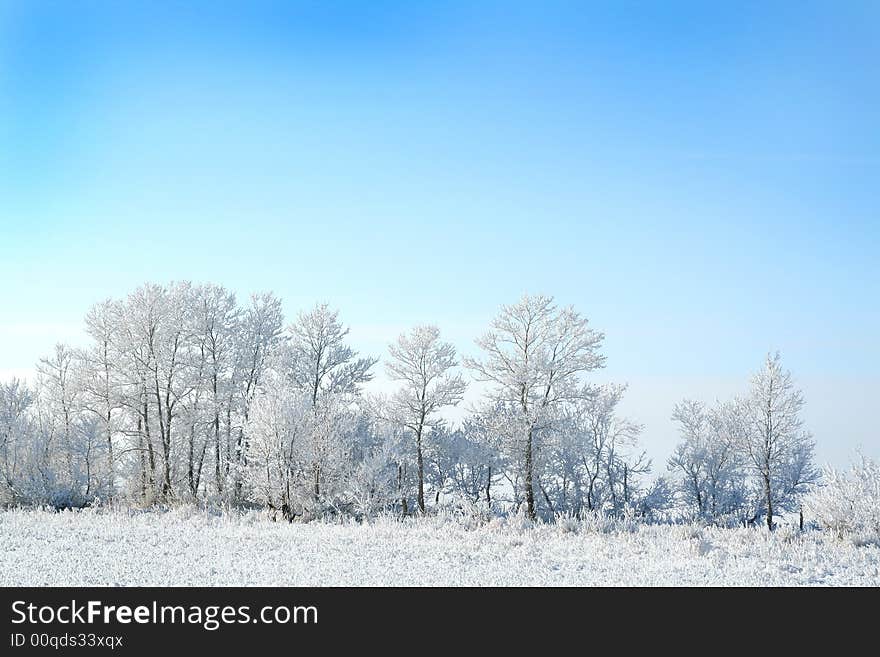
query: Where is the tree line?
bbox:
[0,281,819,528]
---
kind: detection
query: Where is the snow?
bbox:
[1,508,878,586]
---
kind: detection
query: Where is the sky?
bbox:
[0,1,878,469]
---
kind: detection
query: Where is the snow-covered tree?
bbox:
[227,292,285,500]
[34,343,105,504]
[806,454,880,541]
[285,303,376,405]
[668,399,746,522]
[281,303,376,506]
[575,384,643,514]
[345,413,402,519]
[244,374,312,520]
[190,283,240,499]
[737,352,818,530]
[465,294,605,519]
[0,379,35,504]
[385,325,466,513]
[424,418,503,509]
[81,299,124,501]
[0,279,843,540]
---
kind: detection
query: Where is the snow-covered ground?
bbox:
[1,508,878,586]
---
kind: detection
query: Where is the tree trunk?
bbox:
[764,474,773,531]
[105,410,114,503]
[397,463,407,516]
[214,411,222,495]
[187,425,196,498]
[313,462,320,503]
[194,439,208,494]
[84,435,92,498]
[486,465,492,507]
[416,427,425,514]
[161,408,172,499]
[233,415,249,501]
[137,417,146,502]
[525,426,536,519]
[540,482,554,514]
[142,401,156,491]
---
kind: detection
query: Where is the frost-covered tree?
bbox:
[285,303,376,405]
[0,279,842,538]
[539,384,644,516]
[81,299,124,501]
[281,303,376,504]
[465,294,605,519]
[668,399,709,516]
[576,384,643,514]
[244,375,311,520]
[424,418,503,509]
[738,352,818,530]
[385,325,466,513]
[806,454,880,541]
[247,374,380,520]
[120,282,201,500]
[347,416,402,519]
[636,476,673,521]
[602,421,649,515]
[190,284,240,498]
[112,283,171,501]
[668,399,746,521]
[36,344,81,492]
[0,379,35,503]
[34,343,106,504]
[227,292,285,500]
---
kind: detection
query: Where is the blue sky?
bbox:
[1,1,878,467]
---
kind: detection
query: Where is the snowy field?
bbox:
[1,508,878,586]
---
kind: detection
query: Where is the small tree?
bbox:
[806,454,880,541]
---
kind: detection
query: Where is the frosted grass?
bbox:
[1,508,877,586]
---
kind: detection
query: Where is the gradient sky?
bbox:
[1,1,878,469]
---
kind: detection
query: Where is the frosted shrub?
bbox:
[690,535,714,557]
[685,524,704,541]
[806,456,880,543]
[618,503,640,533]
[505,505,535,532]
[776,523,801,544]
[579,510,615,534]
[554,511,580,534]
[435,495,490,530]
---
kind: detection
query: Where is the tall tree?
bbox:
[739,352,818,530]
[286,303,376,405]
[0,379,35,503]
[228,292,284,500]
[37,343,85,498]
[191,284,239,497]
[386,325,466,514]
[465,294,605,519]
[81,299,123,501]
[284,303,376,501]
